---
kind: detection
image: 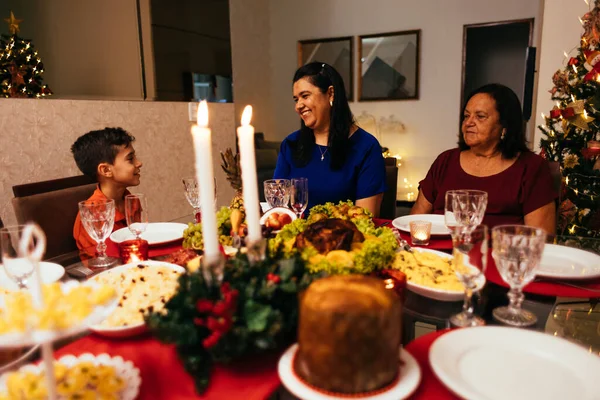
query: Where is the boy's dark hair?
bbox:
[71,127,135,180]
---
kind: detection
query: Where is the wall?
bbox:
[3,0,145,100]
[533,0,590,151]
[229,0,274,135]
[227,0,544,198]
[0,99,236,227]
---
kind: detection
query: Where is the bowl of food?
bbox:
[391,248,485,302]
[260,207,296,235]
[88,260,184,338]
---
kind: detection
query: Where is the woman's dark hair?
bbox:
[458,83,529,159]
[290,62,354,169]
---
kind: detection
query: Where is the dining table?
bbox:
[19,214,600,399]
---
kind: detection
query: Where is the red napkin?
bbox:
[106,238,184,259]
[405,329,459,400]
[485,253,600,298]
[55,335,281,400]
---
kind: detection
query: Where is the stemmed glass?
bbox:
[449,225,488,327]
[125,193,149,240]
[451,190,488,234]
[264,179,291,209]
[444,190,464,238]
[492,225,547,327]
[78,199,119,268]
[0,225,37,289]
[290,178,309,219]
[182,177,201,223]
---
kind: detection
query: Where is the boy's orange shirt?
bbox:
[73,186,130,255]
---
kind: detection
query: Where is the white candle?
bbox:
[191,101,220,261]
[237,106,261,243]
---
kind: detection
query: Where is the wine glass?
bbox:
[449,224,488,327]
[125,193,149,240]
[444,190,465,238]
[78,199,118,268]
[182,177,201,223]
[264,179,291,209]
[290,178,308,219]
[0,225,37,289]
[492,225,547,327]
[451,190,488,234]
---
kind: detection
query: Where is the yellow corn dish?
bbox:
[392,250,463,292]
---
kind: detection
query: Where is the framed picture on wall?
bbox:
[297,36,353,100]
[358,30,421,101]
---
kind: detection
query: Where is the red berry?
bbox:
[202,332,222,349]
[220,282,231,295]
[193,317,205,326]
[206,317,220,331]
[196,299,214,313]
[212,301,229,317]
[218,316,232,333]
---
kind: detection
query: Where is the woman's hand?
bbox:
[524,201,556,235]
[356,194,383,218]
[410,190,433,214]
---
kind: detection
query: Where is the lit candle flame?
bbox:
[584,109,588,118]
[579,17,584,25]
[585,0,590,5]
[197,100,209,127]
[571,94,576,102]
[129,253,141,263]
[564,51,569,58]
[566,176,569,185]
[241,105,253,126]
[596,74,600,82]
[573,65,578,74]
[541,112,546,119]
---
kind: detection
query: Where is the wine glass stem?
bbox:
[96,240,107,259]
[462,286,474,320]
[507,287,525,313]
[194,207,201,223]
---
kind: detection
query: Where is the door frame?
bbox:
[460,18,535,113]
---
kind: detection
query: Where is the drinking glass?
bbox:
[0,225,37,289]
[78,199,118,268]
[449,224,488,327]
[182,177,217,223]
[125,193,149,239]
[290,178,309,219]
[492,225,547,327]
[451,190,488,234]
[444,190,464,238]
[263,179,291,209]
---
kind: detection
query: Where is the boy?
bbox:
[71,127,143,252]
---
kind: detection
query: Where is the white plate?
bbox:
[89,260,185,338]
[403,248,485,302]
[0,353,141,400]
[0,261,65,291]
[278,344,421,400]
[392,214,450,236]
[536,244,600,280]
[110,222,188,245]
[430,326,600,400]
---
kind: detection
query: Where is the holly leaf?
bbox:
[244,300,272,332]
[278,259,296,281]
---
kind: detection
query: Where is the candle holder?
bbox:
[118,239,149,264]
[246,238,267,264]
[409,220,432,246]
[202,253,226,285]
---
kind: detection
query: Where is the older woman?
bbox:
[411,83,557,233]
[274,62,387,216]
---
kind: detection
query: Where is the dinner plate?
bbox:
[392,214,450,236]
[0,261,65,291]
[88,260,185,338]
[402,248,485,302]
[109,222,188,245]
[430,326,600,400]
[278,344,421,400]
[536,244,600,280]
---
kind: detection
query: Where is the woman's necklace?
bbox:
[318,145,328,161]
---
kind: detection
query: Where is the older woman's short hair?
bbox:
[458,83,529,158]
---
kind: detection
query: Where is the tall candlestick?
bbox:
[191,101,220,261]
[237,106,261,243]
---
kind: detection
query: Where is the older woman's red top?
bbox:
[419,148,558,229]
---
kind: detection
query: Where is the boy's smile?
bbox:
[110,144,143,186]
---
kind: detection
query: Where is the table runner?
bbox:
[55,335,281,400]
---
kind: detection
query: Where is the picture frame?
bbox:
[358,30,421,101]
[297,36,353,100]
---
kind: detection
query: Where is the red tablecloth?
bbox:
[55,335,281,400]
[485,253,600,298]
[405,329,459,400]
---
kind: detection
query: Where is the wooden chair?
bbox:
[379,158,399,220]
[11,175,96,259]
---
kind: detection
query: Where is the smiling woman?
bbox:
[273,62,387,217]
[410,83,558,234]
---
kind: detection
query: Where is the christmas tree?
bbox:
[0,11,51,98]
[539,1,600,238]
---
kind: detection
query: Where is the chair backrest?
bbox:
[11,176,97,259]
[380,158,399,219]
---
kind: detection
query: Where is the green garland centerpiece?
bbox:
[182,206,235,249]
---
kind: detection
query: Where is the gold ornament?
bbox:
[564,100,595,130]
[563,153,580,169]
[4,11,22,35]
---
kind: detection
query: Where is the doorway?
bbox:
[461,19,534,121]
